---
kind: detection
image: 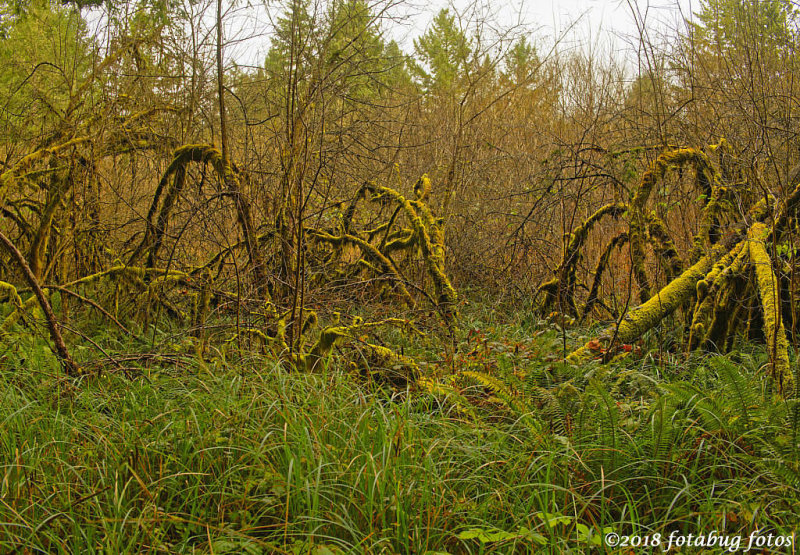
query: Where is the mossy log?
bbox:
[549,145,800,397]
[568,189,772,364]
[686,242,748,350]
[747,223,793,395]
[569,198,795,397]
[568,242,731,363]
[306,317,422,372]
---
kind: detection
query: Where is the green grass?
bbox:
[1,306,799,553]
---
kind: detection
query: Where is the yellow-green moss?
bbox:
[686,242,747,350]
[306,318,422,372]
[628,148,719,302]
[569,242,731,363]
[414,174,432,200]
[129,144,266,297]
[748,223,793,396]
[0,137,91,204]
[0,281,26,334]
[309,229,415,306]
[646,212,683,278]
[539,202,627,314]
[369,184,457,322]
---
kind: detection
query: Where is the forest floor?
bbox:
[1,299,799,553]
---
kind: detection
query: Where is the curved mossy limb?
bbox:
[562,203,628,314]
[747,222,793,396]
[630,148,717,213]
[538,202,628,315]
[129,144,195,264]
[414,174,432,200]
[568,242,733,363]
[382,229,416,254]
[690,185,733,262]
[128,145,266,295]
[342,183,369,235]
[147,164,188,269]
[367,221,392,242]
[62,265,190,290]
[308,229,415,306]
[629,148,719,303]
[368,183,457,323]
[582,232,628,320]
[0,281,23,308]
[536,278,559,313]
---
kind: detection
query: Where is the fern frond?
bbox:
[462,370,540,430]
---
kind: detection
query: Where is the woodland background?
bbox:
[1,0,800,552]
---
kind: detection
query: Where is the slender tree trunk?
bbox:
[0,230,80,376]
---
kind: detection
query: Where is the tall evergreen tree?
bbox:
[412,9,472,93]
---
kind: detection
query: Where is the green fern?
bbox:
[643,396,676,466]
[461,369,540,431]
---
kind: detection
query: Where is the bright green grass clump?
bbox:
[1,309,799,553]
[0,358,550,553]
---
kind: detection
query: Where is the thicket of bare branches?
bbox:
[2,0,800,393]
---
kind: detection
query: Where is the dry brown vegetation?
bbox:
[1,0,800,397]
[6,1,800,552]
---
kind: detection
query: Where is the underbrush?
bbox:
[1,306,799,553]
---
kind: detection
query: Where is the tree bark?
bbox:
[0,229,80,376]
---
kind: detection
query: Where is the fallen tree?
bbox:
[551,145,798,397]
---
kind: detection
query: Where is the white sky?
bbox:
[390,0,697,62]
[193,0,698,71]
